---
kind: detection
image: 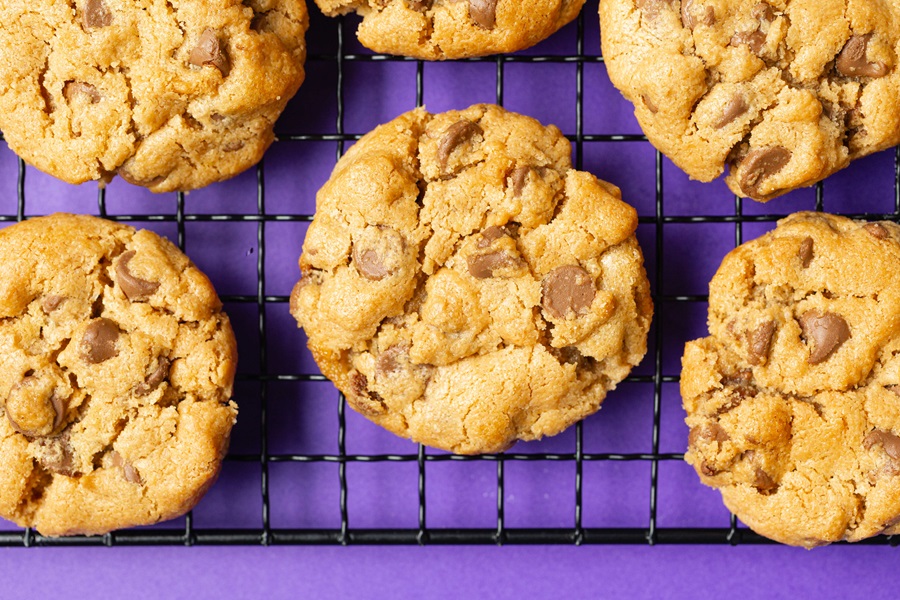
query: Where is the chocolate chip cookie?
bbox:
[0,214,238,536]
[314,0,584,59]
[291,104,652,454]
[600,0,900,201]
[682,212,900,547]
[0,0,307,192]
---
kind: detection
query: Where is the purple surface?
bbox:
[2,1,900,596]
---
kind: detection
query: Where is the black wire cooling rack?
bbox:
[2,3,900,547]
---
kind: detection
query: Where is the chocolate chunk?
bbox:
[477,225,507,248]
[865,430,900,461]
[467,251,517,279]
[63,82,101,104]
[468,0,497,29]
[41,295,65,313]
[437,120,483,170]
[753,467,778,494]
[510,167,532,197]
[116,251,160,301]
[864,223,889,240]
[135,357,171,396]
[731,29,767,54]
[688,423,729,447]
[799,237,814,268]
[799,311,850,365]
[83,0,112,29]
[681,0,715,29]
[641,94,659,114]
[541,265,596,319]
[748,320,775,365]
[189,29,230,75]
[110,451,143,485]
[81,318,120,364]
[352,247,390,281]
[836,35,889,79]
[714,94,748,129]
[738,146,791,198]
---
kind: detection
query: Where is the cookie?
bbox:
[314,0,584,59]
[682,212,900,547]
[0,0,307,192]
[0,214,238,536]
[600,0,900,201]
[291,104,652,454]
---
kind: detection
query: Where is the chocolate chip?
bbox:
[681,0,715,29]
[754,467,778,494]
[721,370,757,402]
[636,0,675,18]
[751,2,775,21]
[748,320,775,365]
[352,247,390,281]
[468,0,497,29]
[865,429,900,461]
[110,451,143,485]
[63,82,101,104]
[541,265,596,319]
[375,345,407,378]
[799,237,814,268]
[223,140,245,152]
[37,436,78,477]
[864,223,889,240]
[799,311,850,365]
[731,29,767,54]
[81,318,120,364]
[477,225,507,248]
[41,295,65,313]
[115,251,160,301]
[700,460,719,476]
[510,167,532,197]
[437,120,483,170]
[688,423,729,447]
[408,0,432,9]
[738,146,791,198]
[550,346,596,369]
[467,251,517,279]
[714,94,748,129]
[836,35,889,79]
[117,168,166,188]
[83,0,112,29]
[641,94,659,114]
[189,29,230,76]
[135,357,171,396]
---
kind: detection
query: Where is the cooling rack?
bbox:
[1,0,898,547]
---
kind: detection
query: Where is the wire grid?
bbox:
[1,6,900,548]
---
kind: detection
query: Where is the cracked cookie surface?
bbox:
[291,104,652,454]
[599,0,900,201]
[682,212,900,547]
[0,0,307,192]
[0,214,238,536]
[314,0,584,59]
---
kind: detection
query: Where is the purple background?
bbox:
[2,1,900,596]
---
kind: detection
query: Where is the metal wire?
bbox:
[1,5,899,548]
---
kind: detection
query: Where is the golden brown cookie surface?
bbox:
[315,0,584,59]
[0,0,307,192]
[0,214,238,536]
[292,104,652,454]
[600,0,900,201]
[682,212,900,547]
